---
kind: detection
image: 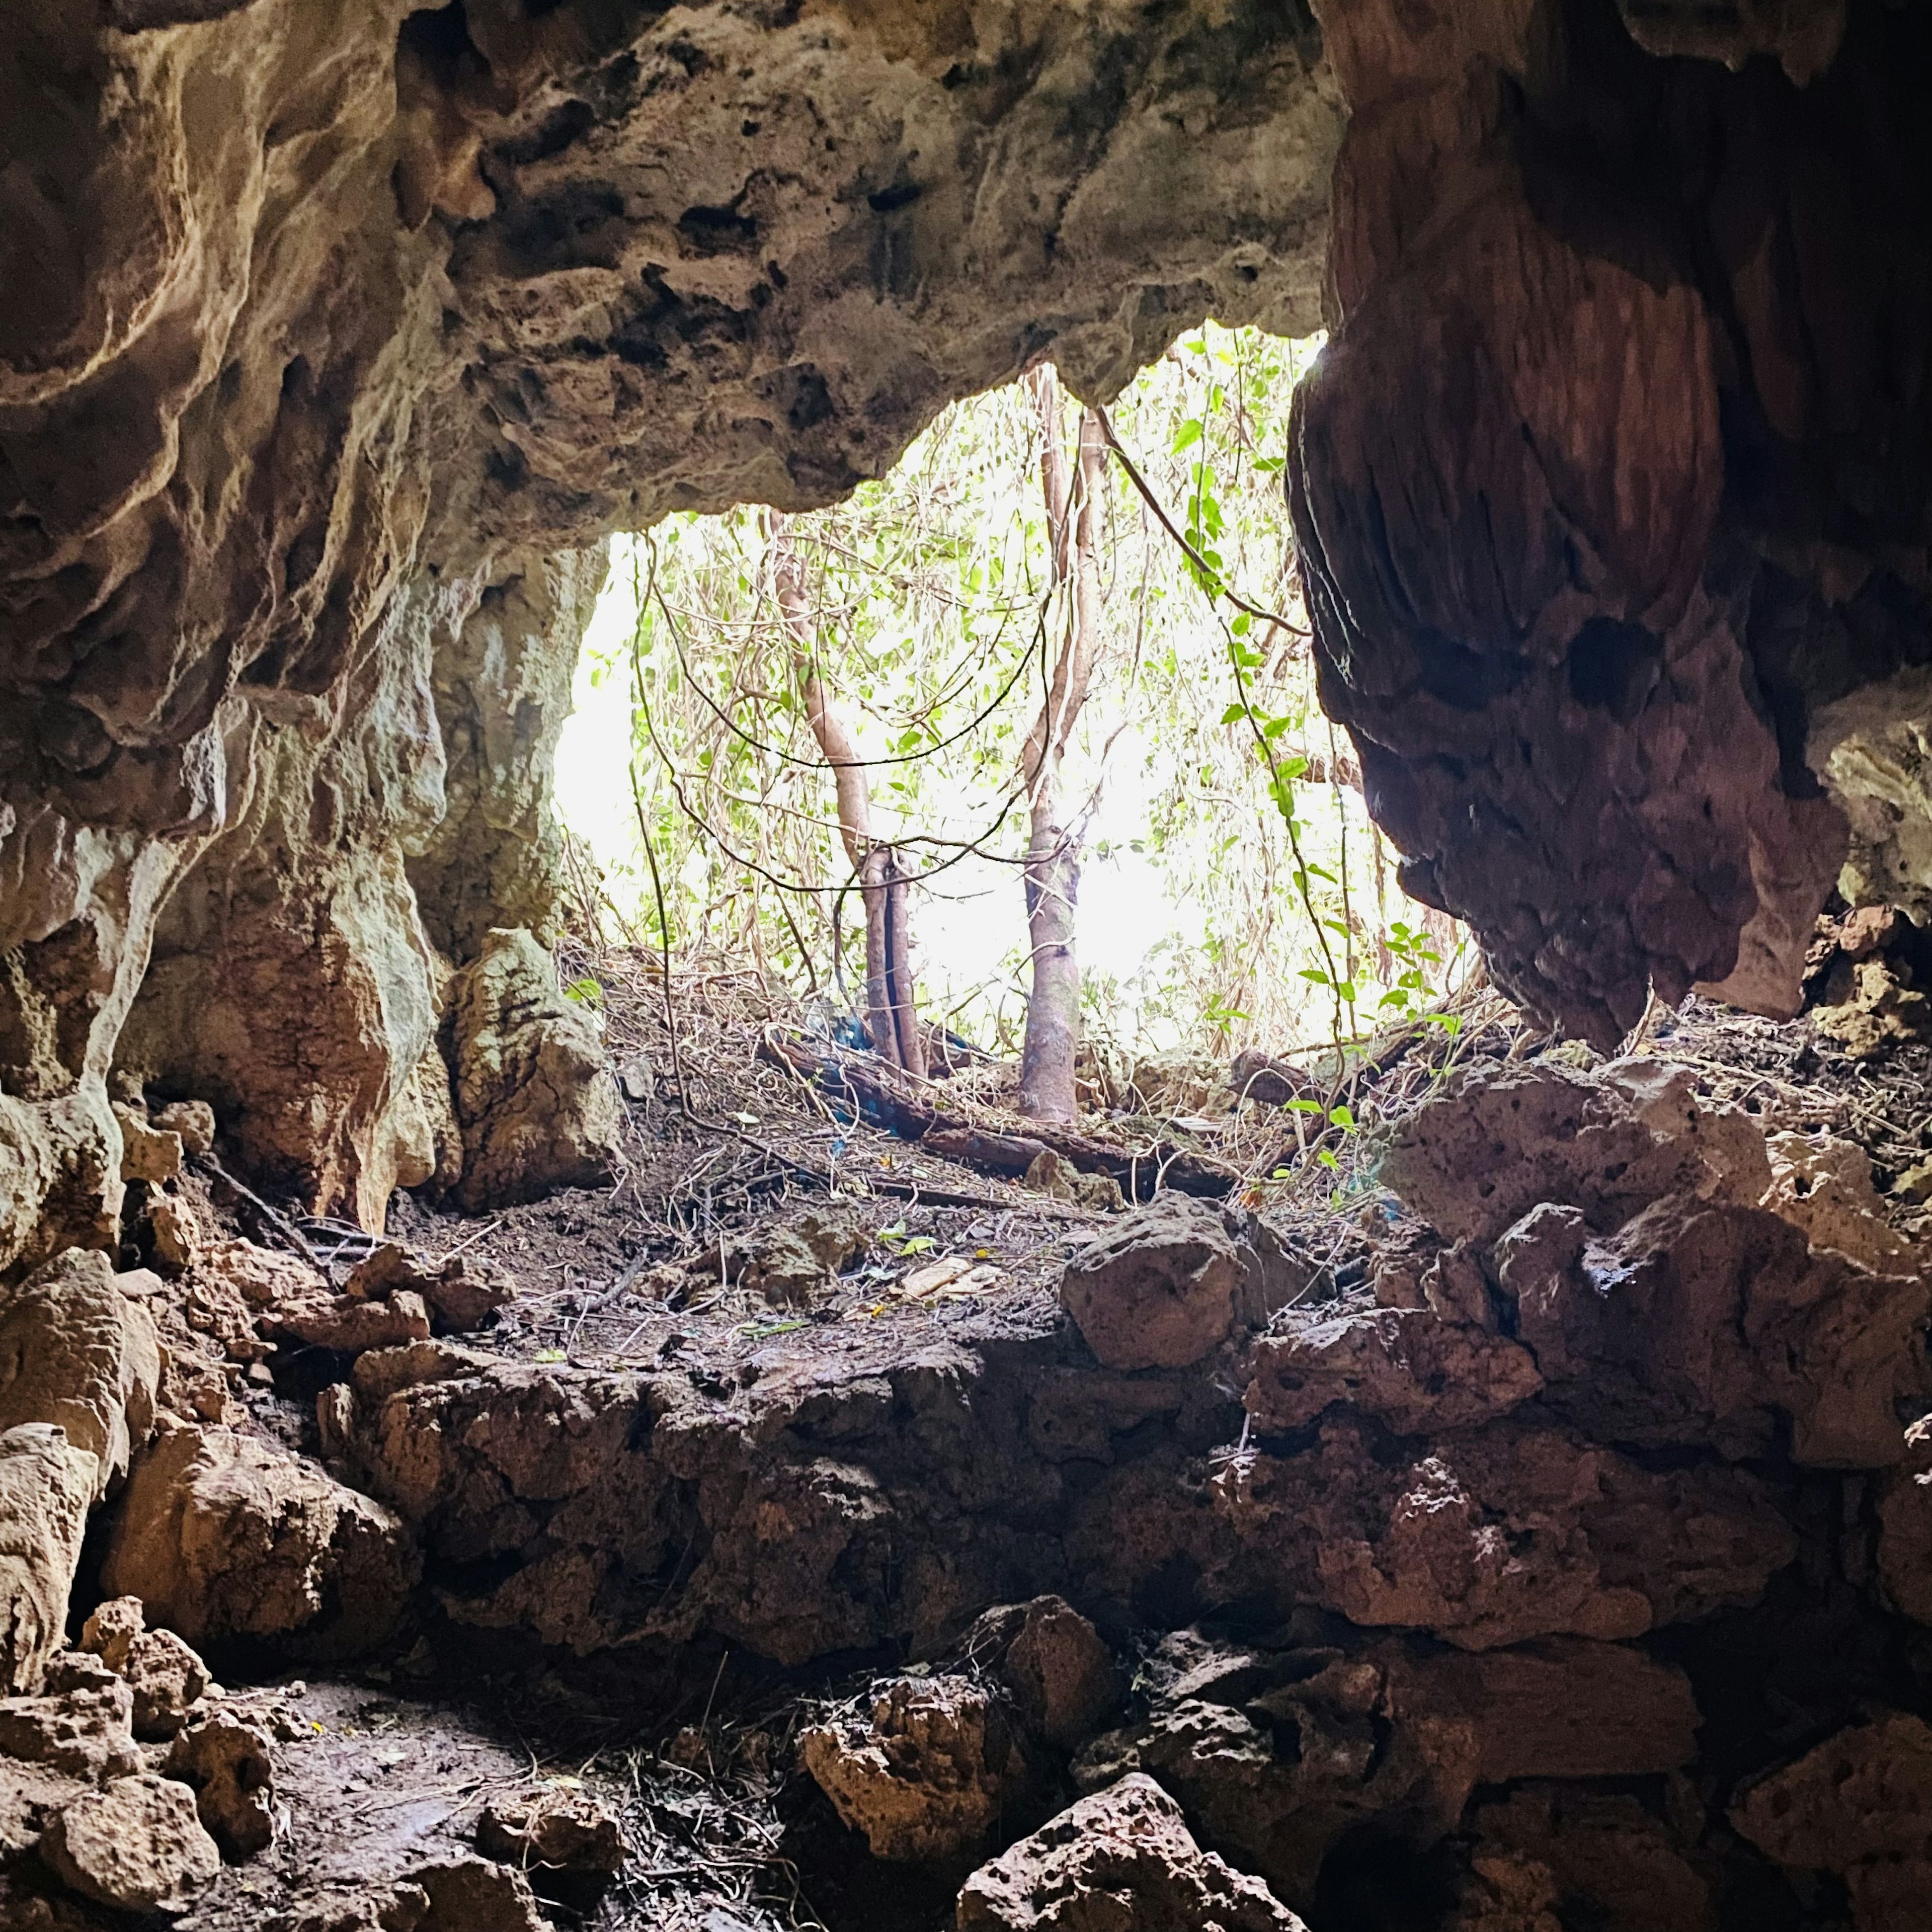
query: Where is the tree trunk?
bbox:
[1016,368,1105,1124]
[768,512,910,1067]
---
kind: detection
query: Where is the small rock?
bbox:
[40,1772,221,1913]
[114,1105,183,1184]
[1838,905,1900,958]
[801,1675,1034,1862]
[272,1290,433,1354]
[413,1856,547,1930]
[1894,1161,1932,1204]
[350,1339,495,1402]
[267,1886,431,1932]
[1060,1194,1241,1370]
[955,1774,1307,1930]
[147,1191,201,1273]
[79,1596,145,1674]
[477,1785,624,1872]
[201,1238,318,1309]
[152,1101,217,1158]
[617,1054,653,1102]
[123,1628,213,1740]
[38,1652,121,1699]
[0,1676,141,1780]
[167,1709,275,1858]
[1022,1150,1123,1213]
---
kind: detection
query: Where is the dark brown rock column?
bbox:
[1290,0,1932,1045]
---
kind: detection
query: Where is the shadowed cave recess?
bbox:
[5,1,1932,1928]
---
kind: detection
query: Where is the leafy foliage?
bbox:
[564,325,1468,1060]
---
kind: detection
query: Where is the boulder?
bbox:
[1071,1627,1693,1904]
[1762,1130,1910,1271]
[0,1426,98,1694]
[1211,1415,1795,1650]
[801,1675,1034,1863]
[476,1785,623,1873]
[1729,1710,1932,1930]
[76,1596,143,1673]
[448,928,621,1211]
[0,1754,89,1862]
[166,1709,276,1858]
[99,1421,417,1656]
[958,1596,1121,1751]
[152,1103,217,1158]
[955,1774,1306,1930]
[1061,1195,1241,1371]
[119,1628,211,1741]
[112,1105,181,1185]
[146,1192,200,1274]
[1469,1787,1714,1932]
[39,1773,221,1914]
[1380,1062,1776,1248]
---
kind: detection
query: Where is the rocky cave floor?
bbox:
[12,925,1932,1932]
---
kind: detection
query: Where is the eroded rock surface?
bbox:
[1290,0,1932,1040]
[955,1774,1307,1931]
[448,927,622,1210]
[99,1420,416,1655]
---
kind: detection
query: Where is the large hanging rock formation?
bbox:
[1290,0,1932,1045]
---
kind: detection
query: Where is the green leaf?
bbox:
[1328,1104,1356,1129]
[1172,419,1204,453]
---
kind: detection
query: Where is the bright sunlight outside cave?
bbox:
[554,325,1470,1076]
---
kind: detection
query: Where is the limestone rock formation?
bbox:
[39,1772,222,1914]
[1289,0,1932,1041]
[0,1250,160,1499]
[99,1420,417,1656]
[1730,1710,1932,1932]
[447,927,622,1210]
[1060,1194,1243,1371]
[955,1774,1307,1931]
[0,0,1338,1253]
[801,1675,1034,1864]
[0,1427,98,1696]
[165,1709,276,1860]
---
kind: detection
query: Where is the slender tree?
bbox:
[1016,366,1105,1121]
[767,512,923,1073]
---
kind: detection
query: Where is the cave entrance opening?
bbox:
[553,321,1470,1129]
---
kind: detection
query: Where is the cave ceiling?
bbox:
[3,0,1931,1236]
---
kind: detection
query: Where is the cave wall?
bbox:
[6,0,1932,1244]
[1291,0,1932,1046]
[0,0,1341,1244]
